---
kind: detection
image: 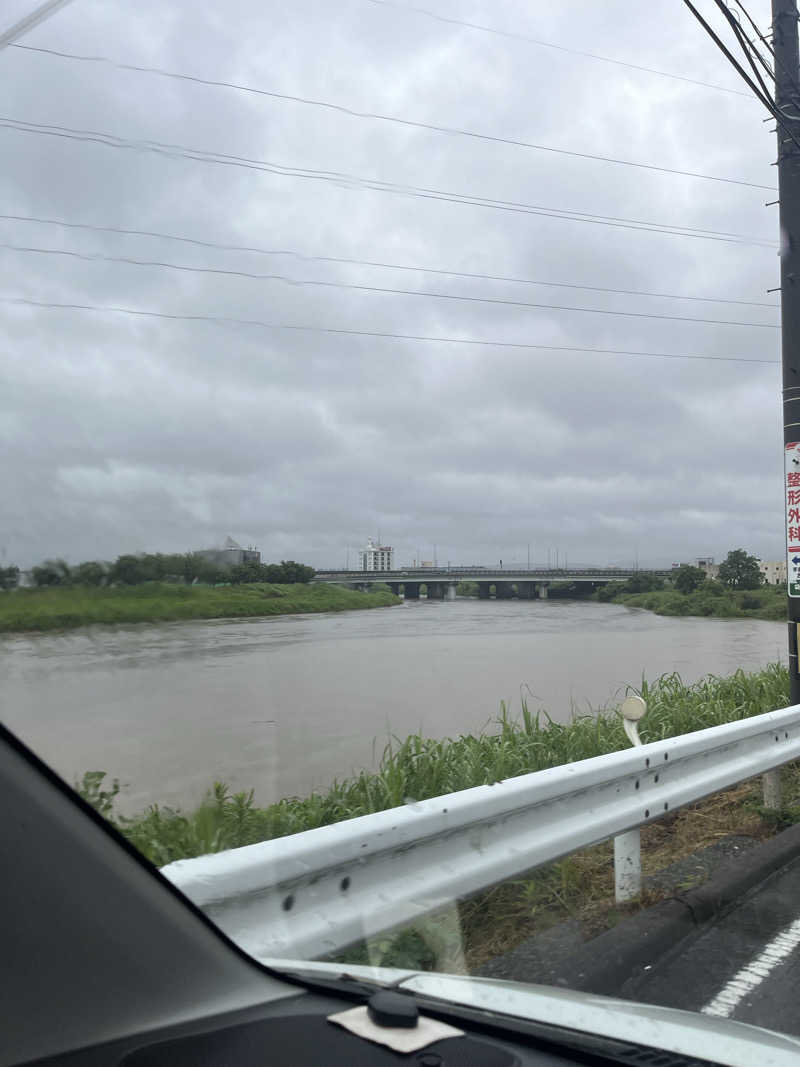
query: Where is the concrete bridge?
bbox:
[312,567,672,601]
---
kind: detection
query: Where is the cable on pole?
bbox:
[713,0,775,93]
[681,0,800,153]
[681,0,777,110]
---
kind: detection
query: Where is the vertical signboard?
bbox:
[786,441,800,596]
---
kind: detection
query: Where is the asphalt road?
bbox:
[627,855,800,1037]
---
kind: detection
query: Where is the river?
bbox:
[0,598,786,814]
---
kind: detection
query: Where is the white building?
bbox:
[759,559,787,585]
[359,539,394,571]
[695,558,719,580]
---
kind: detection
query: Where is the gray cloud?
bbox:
[0,0,785,570]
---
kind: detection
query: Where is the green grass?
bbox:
[0,581,399,633]
[76,663,792,969]
[77,663,789,868]
[617,584,786,621]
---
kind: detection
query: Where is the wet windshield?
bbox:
[3,0,799,1051]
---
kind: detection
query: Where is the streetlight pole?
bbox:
[773,0,800,704]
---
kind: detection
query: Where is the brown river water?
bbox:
[0,597,786,814]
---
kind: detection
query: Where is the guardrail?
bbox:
[163,704,800,964]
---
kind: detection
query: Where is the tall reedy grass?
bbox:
[83,663,789,867]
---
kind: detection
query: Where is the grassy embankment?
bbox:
[612,583,785,621]
[0,582,399,633]
[80,664,795,969]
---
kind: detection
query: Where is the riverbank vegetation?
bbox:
[76,664,793,969]
[0,581,399,633]
[596,549,785,621]
[614,583,785,620]
[454,549,781,619]
[85,664,786,865]
[4,551,316,590]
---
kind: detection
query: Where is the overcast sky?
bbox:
[0,0,786,570]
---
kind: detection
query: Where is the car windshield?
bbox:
[4,0,800,1056]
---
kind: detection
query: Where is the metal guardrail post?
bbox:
[763,768,782,810]
[614,695,647,903]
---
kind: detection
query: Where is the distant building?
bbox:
[359,539,394,571]
[695,558,719,580]
[759,559,787,586]
[672,558,719,579]
[197,536,261,570]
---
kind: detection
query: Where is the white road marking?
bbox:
[702,917,800,1019]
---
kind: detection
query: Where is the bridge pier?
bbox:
[478,583,491,599]
[427,582,444,600]
[495,583,512,599]
[445,582,457,601]
[404,583,420,599]
[536,583,549,599]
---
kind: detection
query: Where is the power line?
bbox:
[0,117,777,245]
[732,0,800,102]
[0,211,778,308]
[8,41,773,191]
[733,0,775,52]
[1,242,778,330]
[722,2,774,78]
[724,0,800,112]
[713,0,775,96]
[0,295,779,364]
[361,0,753,98]
[681,0,800,154]
[681,0,775,109]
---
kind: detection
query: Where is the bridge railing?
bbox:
[314,567,673,577]
[163,704,800,965]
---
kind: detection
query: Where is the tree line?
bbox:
[596,548,766,601]
[0,553,315,590]
[0,546,769,594]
